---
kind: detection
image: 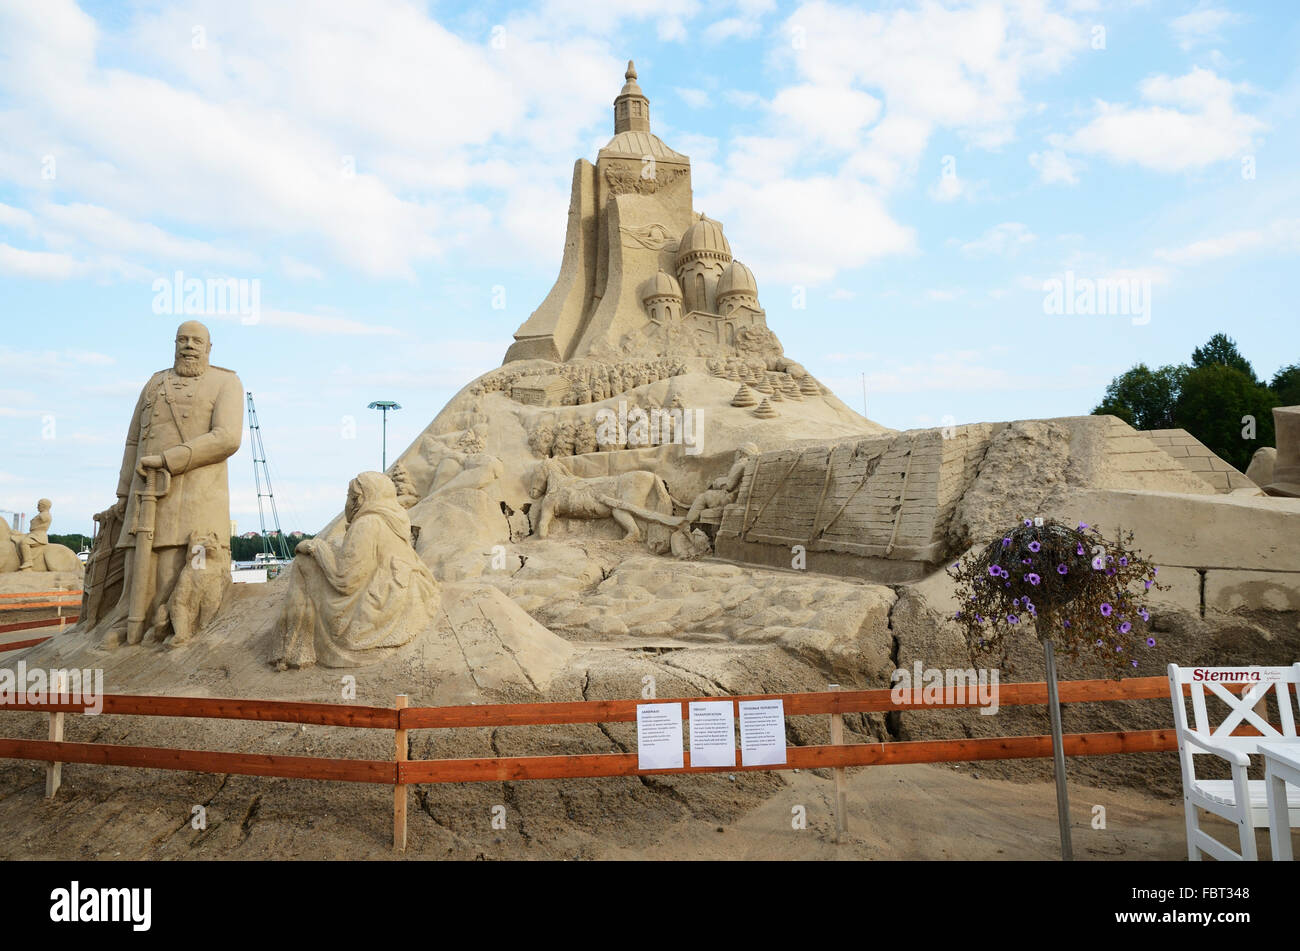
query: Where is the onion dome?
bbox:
[717,260,758,300]
[642,268,682,303]
[675,215,732,267]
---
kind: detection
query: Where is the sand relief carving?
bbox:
[274,472,440,669]
[0,499,82,574]
[76,320,243,649]
[527,457,675,552]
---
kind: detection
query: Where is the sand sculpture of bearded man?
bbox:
[82,320,244,649]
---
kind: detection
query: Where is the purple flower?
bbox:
[1028,605,1037,616]
[1138,608,1149,622]
[1131,660,1138,668]
[1116,645,1123,652]
[1026,573,1041,586]
[1057,564,1068,575]
[1004,582,1011,588]
[1007,614,1019,624]
[1106,567,1117,576]
[1100,603,1113,617]
[1063,620,1071,628]
[1092,556,1105,570]
[1028,541,1041,553]
[975,615,985,623]
[1096,639,1104,647]
[1077,544,1085,556]
[988,566,1001,577]
[1002,538,1011,548]
[1152,567,1158,575]
[1024,518,1033,527]
[1144,580,1153,590]
[1012,598,1021,607]
[1022,558,1032,565]
[1119,557,1128,567]
[1077,522,1088,531]
[1118,621,1131,634]
[1146,637,1156,647]
[955,612,962,619]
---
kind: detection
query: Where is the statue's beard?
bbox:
[174,354,208,377]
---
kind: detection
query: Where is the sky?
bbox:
[1,0,1297,537]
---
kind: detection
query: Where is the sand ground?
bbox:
[2,751,1292,861]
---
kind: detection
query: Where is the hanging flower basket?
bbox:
[947,517,1167,677]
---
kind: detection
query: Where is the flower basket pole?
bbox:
[950,518,1163,864]
[1042,637,1072,861]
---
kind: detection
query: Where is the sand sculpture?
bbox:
[274,472,440,669]
[1266,405,1300,497]
[79,319,244,648]
[0,499,81,574]
[527,457,674,552]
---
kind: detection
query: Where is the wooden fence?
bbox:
[0,673,1205,850]
[0,590,81,642]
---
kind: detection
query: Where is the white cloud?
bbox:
[1154,219,1300,266]
[703,17,762,42]
[281,256,325,281]
[960,222,1036,258]
[676,87,712,109]
[0,243,80,280]
[1057,68,1264,172]
[1029,148,1082,185]
[1170,7,1240,51]
[769,84,882,151]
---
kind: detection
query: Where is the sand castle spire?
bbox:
[614,59,650,134]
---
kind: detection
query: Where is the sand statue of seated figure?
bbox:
[273,472,440,669]
[17,498,52,570]
[685,444,758,525]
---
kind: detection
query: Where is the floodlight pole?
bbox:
[1043,639,1073,860]
[368,400,402,472]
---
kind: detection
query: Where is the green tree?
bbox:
[1191,333,1256,382]
[1172,364,1276,471]
[1271,363,1300,407]
[1091,363,1184,430]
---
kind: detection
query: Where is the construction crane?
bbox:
[246,392,290,562]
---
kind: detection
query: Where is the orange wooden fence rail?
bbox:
[0,617,79,640]
[0,590,83,601]
[0,674,1195,850]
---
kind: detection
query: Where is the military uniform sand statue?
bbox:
[80,320,243,648]
[274,472,440,669]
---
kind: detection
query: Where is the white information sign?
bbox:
[688,701,736,768]
[739,699,787,766]
[636,702,684,771]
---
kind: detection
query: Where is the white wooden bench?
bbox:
[1168,663,1300,860]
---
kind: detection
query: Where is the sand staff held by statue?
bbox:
[125,463,171,645]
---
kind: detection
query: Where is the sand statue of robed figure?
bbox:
[273,471,440,669]
[81,320,243,648]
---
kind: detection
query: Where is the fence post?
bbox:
[56,586,64,633]
[828,683,847,843]
[46,671,65,799]
[394,694,408,852]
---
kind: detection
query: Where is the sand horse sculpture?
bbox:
[0,518,81,573]
[527,457,677,552]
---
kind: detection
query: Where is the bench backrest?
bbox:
[1168,664,1300,754]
